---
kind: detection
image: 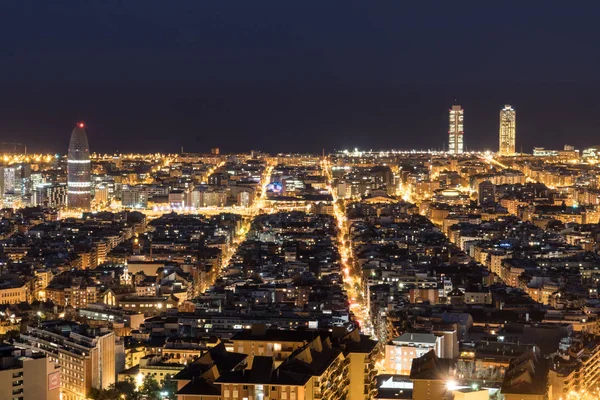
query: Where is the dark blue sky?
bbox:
[1,1,600,153]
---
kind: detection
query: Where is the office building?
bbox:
[17,163,32,195]
[67,122,92,210]
[3,166,17,195]
[31,172,44,190]
[94,184,109,204]
[448,105,464,155]
[499,104,516,155]
[0,346,61,400]
[33,183,68,208]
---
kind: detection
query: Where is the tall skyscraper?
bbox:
[67,122,92,210]
[499,105,516,155]
[448,105,464,154]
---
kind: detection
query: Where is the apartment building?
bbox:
[176,326,377,400]
[0,346,61,400]
[18,323,116,400]
[385,332,443,375]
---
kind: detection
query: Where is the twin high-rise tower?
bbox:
[447,104,516,155]
[67,122,91,210]
[448,105,464,155]
[498,105,516,155]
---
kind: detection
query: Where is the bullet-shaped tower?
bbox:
[67,122,91,210]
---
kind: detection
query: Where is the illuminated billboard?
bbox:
[48,371,60,391]
[266,182,283,194]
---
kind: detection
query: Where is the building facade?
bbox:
[67,123,92,210]
[122,185,149,208]
[18,325,116,400]
[0,281,28,304]
[448,105,464,155]
[499,104,516,156]
[0,347,61,400]
[478,180,496,206]
[385,332,443,375]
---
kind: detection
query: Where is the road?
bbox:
[215,162,275,277]
[322,158,374,336]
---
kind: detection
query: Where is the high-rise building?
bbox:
[3,166,17,194]
[448,105,464,155]
[499,104,516,155]
[67,122,91,210]
[1,166,19,206]
[17,163,32,195]
[31,172,44,191]
[94,184,109,204]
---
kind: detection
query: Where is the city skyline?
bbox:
[14,98,590,156]
[3,3,600,400]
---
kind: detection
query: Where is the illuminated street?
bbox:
[4,4,600,400]
[215,161,275,277]
[322,158,374,337]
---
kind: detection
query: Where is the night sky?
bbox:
[2,1,600,154]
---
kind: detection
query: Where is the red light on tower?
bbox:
[78,122,85,128]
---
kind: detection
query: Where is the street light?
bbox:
[446,380,458,391]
